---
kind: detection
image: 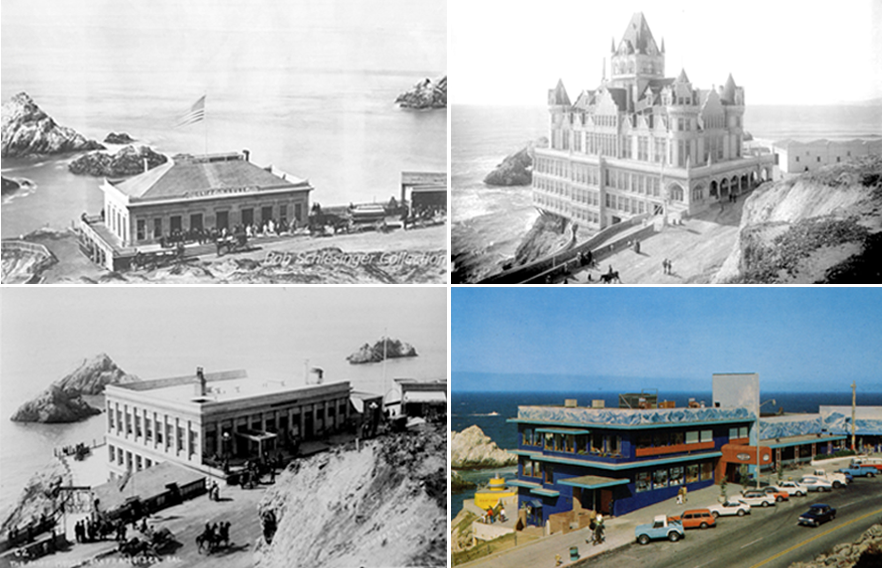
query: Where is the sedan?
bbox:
[798,504,836,527]
[738,491,776,508]
[760,486,789,502]
[776,481,808,497]
[798,477,833,492]
[707,500,751,518]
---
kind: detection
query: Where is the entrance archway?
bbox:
[720,178,729,197]
[710,180,718,198]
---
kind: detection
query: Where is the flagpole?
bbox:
[204,95,208,155]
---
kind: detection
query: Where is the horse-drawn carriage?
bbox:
[215,231,249,256]
[118,527,176,563]
[130,244,185,271]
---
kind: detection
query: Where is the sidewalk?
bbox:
[460,459,835,568]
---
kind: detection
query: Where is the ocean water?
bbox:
[0,0,446,238]
[450,388,882,518]
[451,103,882,282]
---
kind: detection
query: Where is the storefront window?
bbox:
[523,428,534,446]
[554,433,563,452]
[686,431,699,444]
[701,462,713,481]
[652,432,668,447]
[592,433,603,453]
[686,464,699,483]
[636,472,651,492]
[671,432,685,445]
[545,433,554,450]
[566,435,575,453]
[609,436,622,456]
[670,466,684,486]
[653,469,669,489]
[636,433,652,449]
[521,457,533,477]
[700,430,713,443]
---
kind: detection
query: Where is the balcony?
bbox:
[634,441,714,457]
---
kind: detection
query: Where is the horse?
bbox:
[196,532,217,554]
[599,271,621,284]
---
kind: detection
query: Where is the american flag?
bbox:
[175,95,206,127]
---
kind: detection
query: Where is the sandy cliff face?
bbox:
[11,353,139,423]
[451,425,517,469]
[714,155,882,283]
[256,426,446,568]
[1,92,104,157]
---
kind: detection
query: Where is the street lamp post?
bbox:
[757,399,776,489]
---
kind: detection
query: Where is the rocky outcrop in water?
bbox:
[10,353,139,423]
[451,470,476,491]
[346,338,418,364]
[104,132,135,144]
[1,92,104,158]
[395,76,447,109]
[484,137,549,186]
[451,425,517,469]
[256,425,446,568]
[68,145,168,177]
[714,155,882,283]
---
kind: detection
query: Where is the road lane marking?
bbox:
[749,506,882,568]
[740,537,764,549]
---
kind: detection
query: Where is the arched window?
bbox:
[669,184,684,202]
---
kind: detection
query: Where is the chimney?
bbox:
[242,149,250,162]
[196,366,206,396]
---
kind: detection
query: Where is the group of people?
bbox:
[55,443,91,460]
[72,515,118,543]
[662,258,674,275]
[199,521,231,552]
[482,506,506,524]
[157,219,296,250]
[676,485,689,504]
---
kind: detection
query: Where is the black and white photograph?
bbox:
[1,0,447,284]
[451,0,882,284]
[0,287,448,567]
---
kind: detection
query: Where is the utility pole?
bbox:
[851,381,857,451]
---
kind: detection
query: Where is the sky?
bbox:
[450,0,882,106]
[452,287,882,392]
[0,287,448,404]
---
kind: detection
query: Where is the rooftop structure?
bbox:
[771,139,882,178]
[533,12,775,229]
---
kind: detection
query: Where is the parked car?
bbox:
[838,465,877,478]
[669,509,716,529]
[635,515,685,544]
[776,481,808,497]
[798,504,836,527]
[798,476,833,492]
[759,486,789,502]
[707,500,751,518]
[813,469,849,487]
[738,490,776,508]
[851,458,882,472]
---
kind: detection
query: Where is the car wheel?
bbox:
[776,496,783,502]
[737,509,745,517]
[700,522,708,529]
[638,535,650,545]
[669,532,681,542]
[799,491,805,496]
[762,501,769,507]
[834,481,842,488]
[712,511,719,519]
[869,472,875,478]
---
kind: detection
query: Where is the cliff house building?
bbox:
[509,373,847,525]
[103,367,358,481]
[532,13,775,229]
[78,150,313,270]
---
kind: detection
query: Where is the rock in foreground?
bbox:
[511,211,575,267]
[451,425,517,469]
[347,338,418,364]
[257,426,446,568]
[10,353,139,423]
[68,145,168,177]
[484,137,549,187]
[104,132,135,144]
[1,92,104,157]
[395,76,447,109]
[715,155,882,283]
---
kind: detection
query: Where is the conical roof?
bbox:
[676,68,690,83]
[549,78,571,106]
[721,73,737,103]
[619,13,660,55]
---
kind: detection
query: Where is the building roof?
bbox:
[108,152,310,202]
[720,74,737,104]
[513,405,755,429]
[618,12,660,55]
[676,68,690,84]
[549,79,571,106]
[401,171,447,187]
[759,434,847,449]
[93,461,205,513]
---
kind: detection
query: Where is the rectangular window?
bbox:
[126,451,132,470]
[108,402,114,431]
[729,427,738,440]
[189,429,197,458]
[652,432,667,447]
[700,430,713,443]
[146,417,152,442]
[116,406,122,433]
[136,455,142,471]
[156,417,163,444]
[566,434,575,453]
[521,457,532,477]
[686,431,699,444]
[177,425,184,452]
[740,426,748,438]
[670,466,684,486]
[636,433,651,449]
[108,444,114,462]
[544,433,553,451]
[118,447,124,465]
[544,463,553,484]
[671,431,685,445]
[153,218,162,238]
[125,408,132,435]
[686,464,699,483]
[136,219,146,241]
[701,462,714,481]
[653,468,669,489]
[636,471,651,492]
[166,423,173,449]
[135,413,142,438]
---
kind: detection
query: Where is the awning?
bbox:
[535,428,591,435]
[532,487,560,497]
[528,499,543,508]
[403,391,447,403]
[235,429,277,443]
[559,475,631,490]
[351,397,364,413]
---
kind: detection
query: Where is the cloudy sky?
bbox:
[450,0,882,105]
[452,287,882,392]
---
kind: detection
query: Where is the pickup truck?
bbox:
[850,458,882,472]
[635,515,685,544]
[838,465,877,478]
[812,469,849,488]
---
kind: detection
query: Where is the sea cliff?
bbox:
[451,425,517,469]
[714,155,882,283]
[346,338,418,364]
[395,76,447,109]
[484,137,549,187]
[256,426,445,567]
[1,92,104,158]
[10,353,139,423]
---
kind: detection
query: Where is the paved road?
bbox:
[579,478,882,568]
